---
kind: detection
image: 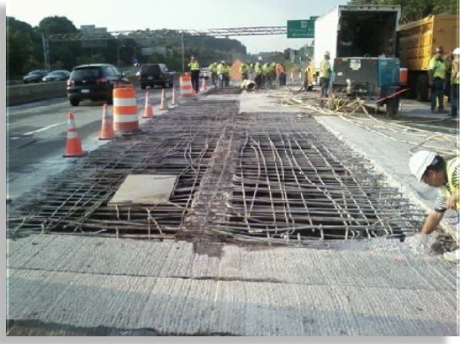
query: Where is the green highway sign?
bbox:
[287,19,315,39]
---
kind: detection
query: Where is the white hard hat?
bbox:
[258,56,263,61]
[408,150,437,181]
[324,51,330,56]
[453,47,460,55]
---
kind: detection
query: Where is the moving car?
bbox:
[67,64,130,106]
[139,63,173,89]
[42,70,70,82]
[23,70,48,84]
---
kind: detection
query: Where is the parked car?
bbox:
[66,64,130,106]
[23,70,48,84]
[139,63,173,89]
[42,70,70,82]
[199,67,211,80]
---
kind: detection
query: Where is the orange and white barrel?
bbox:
[179,73,194,98]
[113,85,139,133]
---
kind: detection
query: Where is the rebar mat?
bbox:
[8,100,425,244]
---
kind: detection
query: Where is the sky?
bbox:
[6,0,347,53]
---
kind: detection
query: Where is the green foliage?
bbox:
[7,15,295,78]
[348,0,459,23]
[37,16,78,35]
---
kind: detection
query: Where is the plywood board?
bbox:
[108,174,177,206]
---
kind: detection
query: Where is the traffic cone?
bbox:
[159,89,169,110]
[64,112,87,157]
[171,86,177,106]
[143,91,155,118]
[99,104,115,140]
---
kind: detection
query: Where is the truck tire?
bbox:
[416,74,429,102]
[70,99,80,106]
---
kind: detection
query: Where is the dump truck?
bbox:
[397,15,460,101]
[313,5,401,69]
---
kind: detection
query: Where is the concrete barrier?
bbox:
[7,82,67,106]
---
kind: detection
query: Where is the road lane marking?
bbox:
[22,122,66,136]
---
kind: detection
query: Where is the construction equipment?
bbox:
[397,15,459,101]
[314,5,401,73]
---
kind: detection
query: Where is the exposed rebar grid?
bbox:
[8,100,425,245]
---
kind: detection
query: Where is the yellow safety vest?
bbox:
[440,157,459,210]
[428,57,446,79]
[189,61,200,71]
[319,59,331,78]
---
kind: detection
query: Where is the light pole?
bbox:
[181,31,185,73]
[117,44,126,68]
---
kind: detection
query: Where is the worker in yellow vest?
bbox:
[239,63,249,81]
[319,51,332,98]
[187,56,200,93]
[254,57,264,90]
[222,62,231,87]
[216,61,225,88]
[427,47,447,113]
[409,150,460,262]
[450,48,459,117]
[209,62,218,87]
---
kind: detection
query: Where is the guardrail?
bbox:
[6,73,178,106]
[7,81,67,106]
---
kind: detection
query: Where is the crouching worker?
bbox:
[240,79,256,91]
[408,150,459,262]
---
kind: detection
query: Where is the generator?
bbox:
[332,57,403,115]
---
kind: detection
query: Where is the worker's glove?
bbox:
[405,233,437,254]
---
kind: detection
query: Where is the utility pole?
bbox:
[181,31,185,73]
[42,34,50,71]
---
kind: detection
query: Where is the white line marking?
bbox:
[23,122,66,136]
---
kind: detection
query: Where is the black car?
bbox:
[23,70,48,84]
[67,64,130,106]
[42,70,70,82]
[139,63,173,89]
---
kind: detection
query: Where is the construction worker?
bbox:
[275,62,286,86]
[408,150,460,262]
[209,62,218,87]
[254,57,264,90]
[319,51,332,98]
[217,61,226,88]
[188,56,200,93]
[239,62,249,81]
[428,46,447,113]
[450,48,459,117]
[240,79,255,91]
[222,62,231,87]
[248,63,255,81]
[263,62,274,88]
[303,55,315,91]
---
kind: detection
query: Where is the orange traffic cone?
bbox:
[64,112,87,157]
[171,86,177,106]
[159,89,169,110]
[143,91,155,118]
[99,104,115,140]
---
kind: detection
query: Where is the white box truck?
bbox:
[313,5,401,72]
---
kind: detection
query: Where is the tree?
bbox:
[37,16,81,70]
[6,17,42,76]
